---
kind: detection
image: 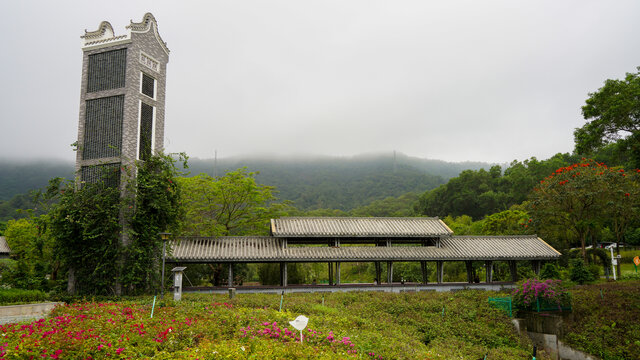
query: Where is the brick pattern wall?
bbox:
[75,22,168,187]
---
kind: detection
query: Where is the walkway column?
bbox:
[465,261,473,283]
[228,264,233,287]
[280,262,288,287]
[386,261,393,283]
[531,260,541,276]
[375,262,381,284]
[485,261,493,283]
[508,261,518,282]
[420,261,428,284]
[328,262,333,285]
[336,262,341,285]
[436,261,444,283]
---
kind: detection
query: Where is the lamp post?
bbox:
[159,232,171,298]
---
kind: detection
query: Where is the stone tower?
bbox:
[72,13,169,294]
[75,13,169,188]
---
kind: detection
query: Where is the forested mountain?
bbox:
[415,153,579,220]
[0,154,492,219]
[0,160,74,202]
[184,153,491,210]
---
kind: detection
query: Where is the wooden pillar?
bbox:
[280,262,288,287]
[228,264,233,287]
[328,262,333,286]
[436,261,444,283]
[532,260,541,276]
[420,261,428,284]
[336,262,341,285]
[509,261,518,282]
[485,261,493,283]
[387,261,393,283]
[465,261,473,283]
[375,262,381,284]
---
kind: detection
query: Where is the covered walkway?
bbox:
[166,217,561,288]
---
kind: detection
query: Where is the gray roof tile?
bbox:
[271,217,453,237]
[0,237,10,254]
[168,235,560,262]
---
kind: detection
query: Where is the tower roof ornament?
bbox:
[81,21,115,42]
[81,13,169,55]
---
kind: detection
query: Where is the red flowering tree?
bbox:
[529,159,639,260]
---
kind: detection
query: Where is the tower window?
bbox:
[83,95,124,159]
[80,163,121,188]
[139,102,154,161]
[87,49,127,92]
[141,73,156,98]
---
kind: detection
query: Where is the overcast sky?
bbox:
[1,1,639,164]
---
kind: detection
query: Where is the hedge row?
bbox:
[0,289,48,305]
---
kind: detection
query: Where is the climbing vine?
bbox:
[48,153,186,295]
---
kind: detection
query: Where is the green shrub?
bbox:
[0,288,47,305]
[587,264,601,280]
[540,263,561,279]
[569,258,595,284]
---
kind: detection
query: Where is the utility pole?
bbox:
[214,149,218,178]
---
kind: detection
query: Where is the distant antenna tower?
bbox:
[214,149,218,178]
[393,150,397,173]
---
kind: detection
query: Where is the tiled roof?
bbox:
[168,235,560,262]
[0,237,11,254]
[439,236,561,260]
[271,217,453,238]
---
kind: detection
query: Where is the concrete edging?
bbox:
[0,302,62,325]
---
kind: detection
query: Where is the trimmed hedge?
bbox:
[0,289,48,305]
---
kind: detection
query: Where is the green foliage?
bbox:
[481,208,532,235]
[0,288,47,305]
[0,291,538,359]
[539,263,561,279]
[350,192,419,217]
[185,154,453,211]
[575,67,640,167]
[177,169,289,236]
[563,282,640,359]
[529,160,640,258]
[177,168,290,286]
[3,217,55,291]
[442,215,484,235]
[511,278,571,310]
[125,153,186,294]
[48,178,122,295]
[0,160,73,202]
[48,153,186,295]
[569,258,595,284]
[416,154,577,220]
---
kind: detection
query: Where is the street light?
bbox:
[159,232,172,298]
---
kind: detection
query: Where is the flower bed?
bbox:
[0,291,539,359]
[512,279,571,312]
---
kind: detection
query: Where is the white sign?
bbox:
[289,315,309,343]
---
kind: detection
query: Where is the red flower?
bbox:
[625,193,630,197]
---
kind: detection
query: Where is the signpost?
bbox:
[610,247,617,280]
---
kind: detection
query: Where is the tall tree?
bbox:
[176,169,290,286]
[529,160,635,260]
[177,169,289,237]
[574,67,640,166]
